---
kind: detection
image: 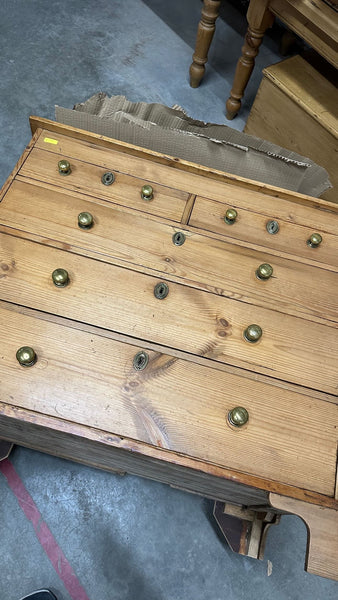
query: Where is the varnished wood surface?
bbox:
[269,0,338,69]
[19,147,189,223]
[270,493,338,580]
[244,56,338,204]
[190,197,338,270]
[1,399,337,509]
[1,233,337,394]
[0,180,336,327]
[28,119,338,211]
[1,304,337,494]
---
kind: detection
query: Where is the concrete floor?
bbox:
[0,1,337,599]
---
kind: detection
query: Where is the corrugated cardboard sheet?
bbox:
[56,93,331,197]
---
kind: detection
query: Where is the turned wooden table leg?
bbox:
[226,6,274,119]
[189,0,221,88]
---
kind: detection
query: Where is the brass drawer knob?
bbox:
[256,263,273,280]
[78,212,94,229]
[16,346,37,367]
[244,324,262,342]
[307,233,322,248]
[154,282,169,299]
[101,171,115,186]
[141,184,153,201]
[52,268,69,287]
[228,406,249,427]
[58,159,71,175]
[133,351,149,371]
[224,208,237,224]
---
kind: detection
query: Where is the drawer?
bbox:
[1,233,337,394]
[2,180,337,326]
[189,197,338,269]
[18,147,189,223]
[1,304,337,495]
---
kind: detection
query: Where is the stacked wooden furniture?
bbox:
[244,55,338,204]
[0,117,337,579]
[189,0,338,119]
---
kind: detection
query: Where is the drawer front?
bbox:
[2,180,337,326]
[19,147,189,223]
[189,197,338,269]
[1,234,337,393]
[1,305,337,495]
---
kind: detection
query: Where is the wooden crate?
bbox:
[0,117,337,580]
[244,55,338,203]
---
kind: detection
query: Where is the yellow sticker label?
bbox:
[44,137,58,145]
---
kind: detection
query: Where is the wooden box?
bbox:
[0,117,337,579]
[244,55,338,203]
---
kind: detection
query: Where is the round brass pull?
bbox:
[172,231,186,246]
[307,233,322,248]
[133,351,149,371]
[224,208,237,225]
[228,406,249,427]
[244,324,262,343]
[78,212,94,230]
[256,263,273,280]
[101,171,115,186]
[154,282,169,299]
[141,184,153,201]
[16,346,37,367]
[58,159,71,176]
[266,220,279,234]
[52,268,69,287]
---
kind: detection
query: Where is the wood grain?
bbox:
[3,299,334,405]
[19,147,189,223]
[269,0,338,68]
[1,304,337,494]
[1,233,337,393]
[270,493,338,580]
[1,180,337,326]
[0,400,337,508]
[244,56,338,204]
[189,196,338,269]
[29,120,338,214]
[29,130,338,236]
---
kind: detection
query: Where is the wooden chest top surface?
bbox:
[0,118,337,508]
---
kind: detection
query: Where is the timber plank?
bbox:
[0,180,336,326]
[1,233,337,394]
[1,304,337,494]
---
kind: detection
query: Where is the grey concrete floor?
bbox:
[0,1,337,599]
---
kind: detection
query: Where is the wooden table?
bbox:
[189,0,338,119]
[0,117,337,579]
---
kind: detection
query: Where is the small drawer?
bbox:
[189,197,338,269]
[19,147,189,223]
[1,304,337,495]
[2,180,337,327]
[1,233,337,394]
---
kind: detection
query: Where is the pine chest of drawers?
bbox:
[0,117,337,579]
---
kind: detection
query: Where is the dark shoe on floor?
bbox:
[19,591,57,600]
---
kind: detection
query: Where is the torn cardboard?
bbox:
[56,93,332,197]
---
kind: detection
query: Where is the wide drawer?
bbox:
[189,196,338,269]
[1,180,337,326]
[1,304,337,495]
[1,233,337,394]
[19,147,189,223]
